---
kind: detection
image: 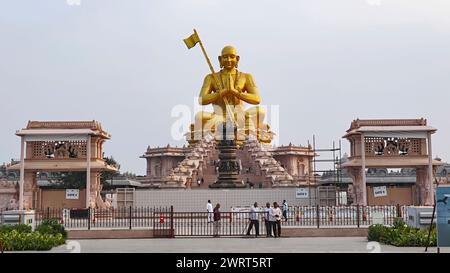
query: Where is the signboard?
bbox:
[436,186,450,247]
[373,186,387,198]
[296,188,309,199]
[66,189,79,200]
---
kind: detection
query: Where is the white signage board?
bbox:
[296,188,309,199]
[66,189,80,200]
[373,186,387,198]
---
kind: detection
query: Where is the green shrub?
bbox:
[368,222,437,247]
[367,224,388,242]
[0,220,67,251]
[392,218,406,229]
[0,224,32,234]
[0,230,65,251]
[36,219,67,239]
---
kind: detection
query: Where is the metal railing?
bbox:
[282,204,407,228]
[0,205,409,237]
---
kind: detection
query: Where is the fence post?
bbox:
[129,206,132,230]
[396,204,401,218]
[316,205,320,228]
[152,208,155,232]
[229,212,232,236]
[47,207,50,220]
[356,204,360,228]
[88,208,91,230]
[170,206,174,238]
[190,212,193,236]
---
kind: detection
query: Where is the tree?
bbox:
[60,172,86,189]
[100,156,120,190]
[55,156,120,189]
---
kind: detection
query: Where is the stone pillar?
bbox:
[210,123,245,188]
[210,139,245,188]
[89,172,101,208]
[23,171,37,209]
[162,157,170,177]
[298,162,305,176]
[146,158,152,177]
[360,134,367,205]
[348,167,365,205]
[86,135,91,208]
[416,167,432,206]
[288,156,297,176]
[427,132,434,205]
[19,137,25,210]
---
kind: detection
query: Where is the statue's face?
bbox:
[221,53,238,69]
[219,46,239,69]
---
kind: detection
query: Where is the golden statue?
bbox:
[184,30,273,145]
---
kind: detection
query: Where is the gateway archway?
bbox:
[342,119,441,206]
[8,121,117,209]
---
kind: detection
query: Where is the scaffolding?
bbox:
[310,135,346,205]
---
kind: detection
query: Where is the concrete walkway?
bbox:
[25,237,447,253]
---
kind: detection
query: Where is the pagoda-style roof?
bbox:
[347,118,427,132]
[344,118,436,138]
[16,120,111,139]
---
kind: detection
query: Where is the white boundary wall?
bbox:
[133,188,318,211]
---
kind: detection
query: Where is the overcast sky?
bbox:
[1,0,449,175]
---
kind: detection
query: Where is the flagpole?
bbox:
[194,29,220,87]
[193,29,234,122]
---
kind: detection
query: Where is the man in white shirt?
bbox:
[246,202,260,237]
[270,202,282,237]
[207,200,213,223]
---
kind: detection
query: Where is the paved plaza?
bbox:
[14,237,447,253]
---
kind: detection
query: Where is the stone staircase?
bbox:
[241,138,297,187]
[160,134,216,188]
[159,136,299,189]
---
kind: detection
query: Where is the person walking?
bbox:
[271,202,282,237]
[213,203,221,237]
[246,202,260,237]
[207,200,213,223]
[263,202,272,237]
[282,200,289,222]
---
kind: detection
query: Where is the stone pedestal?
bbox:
[210,122,245,188]
[210,139,245,188]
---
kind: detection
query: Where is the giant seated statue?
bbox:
[187,46,273,146]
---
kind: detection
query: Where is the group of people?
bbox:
[247,201,288,238]
[206,200,289,238]
[196,178,204,186]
